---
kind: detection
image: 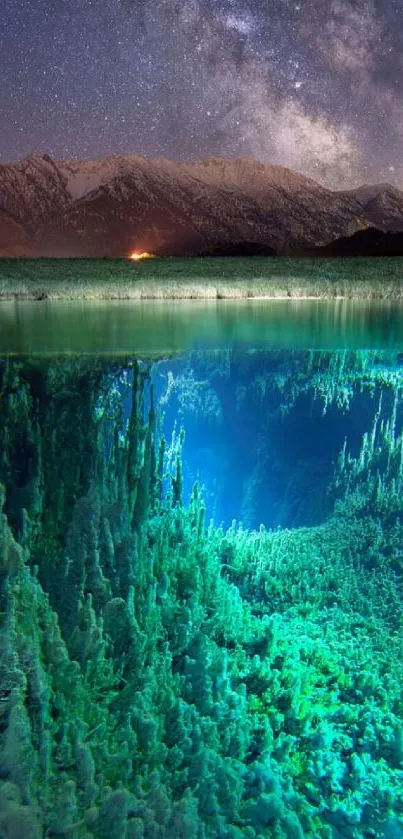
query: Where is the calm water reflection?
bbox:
[0,298,403,353]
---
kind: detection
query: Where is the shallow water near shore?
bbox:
[0,299,403,838]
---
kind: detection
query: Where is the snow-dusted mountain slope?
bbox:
[337,183,403,232]
[1,152,401,257]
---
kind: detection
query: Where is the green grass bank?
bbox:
[1,256,403,299]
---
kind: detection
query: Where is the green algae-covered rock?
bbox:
[0,353,402,838]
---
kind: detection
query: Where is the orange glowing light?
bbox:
[129,251,155,261]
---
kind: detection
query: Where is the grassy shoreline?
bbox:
[1,256,403,299]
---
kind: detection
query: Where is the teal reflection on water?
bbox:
[0,298,403,354]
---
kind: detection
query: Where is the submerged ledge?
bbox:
[1,256,403,299]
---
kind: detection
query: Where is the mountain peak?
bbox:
[1,152,403,257]
[23,151,54,166]
[338,182,398,203]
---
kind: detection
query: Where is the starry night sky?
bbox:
[1,0,403,187]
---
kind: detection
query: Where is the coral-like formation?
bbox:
[0,353,402,838]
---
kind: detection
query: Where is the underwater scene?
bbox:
[1,342,403,839]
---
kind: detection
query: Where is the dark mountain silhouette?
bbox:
[302,227,403,257]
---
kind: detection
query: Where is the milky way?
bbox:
[1,0,403,187]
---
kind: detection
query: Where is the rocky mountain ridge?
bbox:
[302,226,403,257]
[1,152,403,257]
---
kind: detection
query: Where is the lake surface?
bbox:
[0,299,403,839]
[1,297,403,353]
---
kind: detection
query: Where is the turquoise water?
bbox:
[1,298,403,352]
[0,301,403,838]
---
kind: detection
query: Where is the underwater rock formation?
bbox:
[155,349,403,529]
[0,353,402,838]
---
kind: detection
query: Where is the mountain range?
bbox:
[1,152,403,257]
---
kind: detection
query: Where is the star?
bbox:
[0,0,401,189]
